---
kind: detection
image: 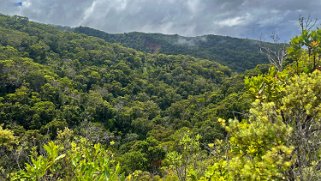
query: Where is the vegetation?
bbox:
[73,26,281,72]
[1,14,321,180]
[0,14,251,180]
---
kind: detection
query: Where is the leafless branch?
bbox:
[299,15,318,33]
[259,33,287,71]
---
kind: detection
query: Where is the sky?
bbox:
[1,0,321,42]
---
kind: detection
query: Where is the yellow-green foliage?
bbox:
[0,125,16,149]
[11,129,124,181]
[202,101,293,180]
[203,63,321,180]
[282,71,321,119]
[5,13,321,181]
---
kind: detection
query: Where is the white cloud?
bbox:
[186,0,201,14]
[82,1,97,24]
[19,0,32,8]
[115,0,128,11]
[216,16,246,27]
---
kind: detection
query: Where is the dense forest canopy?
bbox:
[73,26,282,72]
[1,14,321,181]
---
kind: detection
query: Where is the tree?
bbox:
[163,129,206,181]
[11,128,125,181]
[202,100,293,180]
[281,71,321,180]
[239,66,321,180]
[288,17,321,73]
[0,125,16,179]
[259,33,287,72]
[0,125,16,149]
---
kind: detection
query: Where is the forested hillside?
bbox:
[0,14,255,180]
[1,14,321,180]
[73,26,279,72]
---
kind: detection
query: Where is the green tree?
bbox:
[163,129,206,181]
[202,101,293,180]
[11,129,124,181]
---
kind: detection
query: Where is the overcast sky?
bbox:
[1,0,321,41]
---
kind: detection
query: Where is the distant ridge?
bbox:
[73,26,279,72]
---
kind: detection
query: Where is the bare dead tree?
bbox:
[259,33,287,72]
[299,15,318,34]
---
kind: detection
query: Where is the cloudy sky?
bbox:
[1,0,321,41]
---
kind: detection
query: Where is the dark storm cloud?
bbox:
[1,0,321,41]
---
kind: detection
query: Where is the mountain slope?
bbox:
[0,14,257,177]
[73,26,277,72]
